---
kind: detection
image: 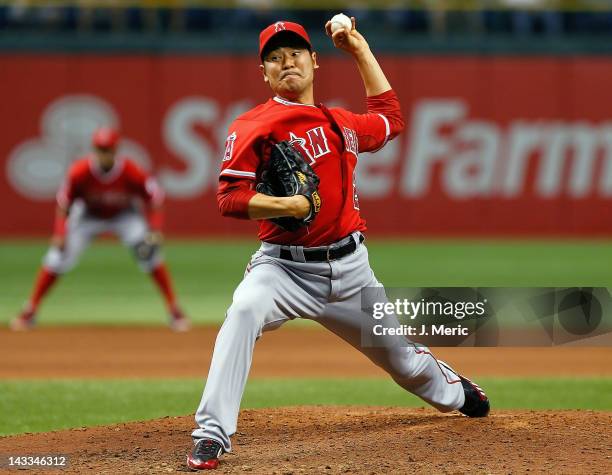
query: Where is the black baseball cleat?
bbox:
[187,438,223,470]
[457,374,490,417]
[438,360,490,418]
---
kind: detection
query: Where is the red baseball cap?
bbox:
[92,127,120,149]
[259,21,312,58]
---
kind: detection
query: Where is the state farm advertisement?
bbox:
[1,54,611,236]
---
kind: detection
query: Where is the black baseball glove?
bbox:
[256,141,322,232]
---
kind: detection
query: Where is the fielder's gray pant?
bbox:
[192,233,465,452]
[44,203,161,274]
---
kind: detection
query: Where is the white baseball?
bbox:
[330,13,352,34]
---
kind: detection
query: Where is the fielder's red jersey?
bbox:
[57,155,164,221]
[218,89,404,246]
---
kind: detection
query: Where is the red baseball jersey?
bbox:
[57,155,164,220]
[218,89,404,246]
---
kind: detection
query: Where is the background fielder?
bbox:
[186,18,490,471]
[10,127,191,332]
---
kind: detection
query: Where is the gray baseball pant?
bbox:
[192,233,465,452]
[44,203,161,274]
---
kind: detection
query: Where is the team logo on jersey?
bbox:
[288,127,331,164]
[274,22,286,32]
[223,131,237,162]
[342,127,358,157]
[288,132,313,163]
[306,127,331,159]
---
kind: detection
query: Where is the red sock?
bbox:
[150,263,177,311]
[29,267,59,311]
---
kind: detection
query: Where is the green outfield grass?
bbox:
[1,239,612,326]
[0,377,610,436]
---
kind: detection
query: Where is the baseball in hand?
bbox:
[330,13,352,33]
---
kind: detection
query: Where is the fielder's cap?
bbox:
[92,127,120,149]
[259,21,312,59]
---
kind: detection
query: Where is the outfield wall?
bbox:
[2,54,611,237]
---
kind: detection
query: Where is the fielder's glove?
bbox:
[256,141,322,232]
[133,231,162,261]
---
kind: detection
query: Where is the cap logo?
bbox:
[274,21,286,32]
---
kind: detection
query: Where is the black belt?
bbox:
[278,234,364,262]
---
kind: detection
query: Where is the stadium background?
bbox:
[1,1,611,473]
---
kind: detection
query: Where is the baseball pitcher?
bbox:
[11,127,191,332]
[187,18,490,470]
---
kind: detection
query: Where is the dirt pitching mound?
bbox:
[2,406,610,474]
